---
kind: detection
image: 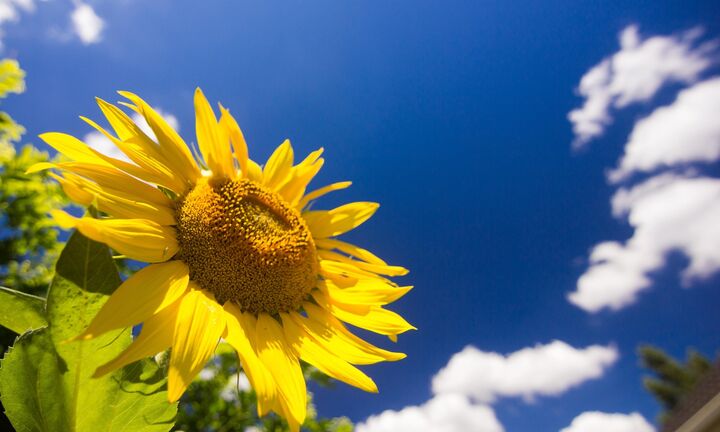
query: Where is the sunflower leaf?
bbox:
[0,286,47,334]
[0,231,177,431]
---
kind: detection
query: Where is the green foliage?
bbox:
[639,344,712,423]
[0,286,47,334]
[174,347,353,432]
[0,59,25,145]
[0,141,67,295]
[0,232,177,431]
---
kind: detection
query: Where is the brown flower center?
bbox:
[175,177,318,314]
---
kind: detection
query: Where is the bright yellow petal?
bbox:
[76,261,189,340]
[51,210,178,263]
[49,173,94,206]
[315,238,387,266]
[303,202,379,238]
[118,91,200,186]
[31,161,173,207]
[320,279,413,307]
[313,291,416,337]
[168,287,226,402]
[297,181,352,211]
[219,107,249,179]
[39,132,114,167]
[301,302,406,364]
[319,260,392,285]
[93,299,180,377]
[318,251,408,276]
[58,172,176,225]
[222,303,277,416]
[255,313,306,426]
[277,148,324,205]
[281,312,377,393]
[246,158,264,183]
[263,139,294,190]
[194,88,234,178]
[92,99,187,193]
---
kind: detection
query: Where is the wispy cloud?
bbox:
[70,2,104,45]
[560,411,655,432]
[357,341,617,432]
[568,25,717,149]
[0,0,35,48]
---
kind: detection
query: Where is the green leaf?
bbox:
[0,286,47,334]
[0,231,177,431]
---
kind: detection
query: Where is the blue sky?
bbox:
[4,1,720,431]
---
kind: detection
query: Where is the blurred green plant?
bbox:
[173,346,353,432]
[639,344,713,424]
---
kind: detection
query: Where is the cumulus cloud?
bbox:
[570,173,720,312]
[560,411,655,432]
[568,25,717,149]
[431,341,618,403]
[610,77,720,182]
[70,2,104,45]
[358,341,618,432]
[356,394,503,432]
[83,108,179,161]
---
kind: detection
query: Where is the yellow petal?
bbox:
[219,107,249,179]
[51,210,178,263]
[302,302,406,364]
[49,173,94,205]
[263,139,294,190]
[255,313,306,426]
[39,132,114,167]
[223,303,277,416]
[58,172,176,225]
[320,279,413,307]
[318,251,408,276]
[277,149,324,205]
[246,158,264,183]
[194,88,234,178]
[281,312,377,393]
[168,287,226,402]
[313,291,416,337]
[93,299,180,377]
[303,202,379,238]
[76,261,189,340]
[315,238,387,266]
[118,91,200,185]
[319,260,393,285]
[297,181,352,211]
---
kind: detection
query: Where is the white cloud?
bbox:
[432,341,618,403]
[610,78,720,182]
[568,25,716,149]
[358,341,619,432]
[570,173,720,312]
[71,2,104,45]
[0,0,35,48]
[356,394,503,432]
[560,411,655,432]
[83,108,179,162]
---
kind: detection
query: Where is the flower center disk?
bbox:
[175,177,318,314]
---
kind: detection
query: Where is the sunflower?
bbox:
[32,89,414,430]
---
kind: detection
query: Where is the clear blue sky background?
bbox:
[5,1,720,430]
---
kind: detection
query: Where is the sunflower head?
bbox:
[176,176,318,312]
[34,88,414,431]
